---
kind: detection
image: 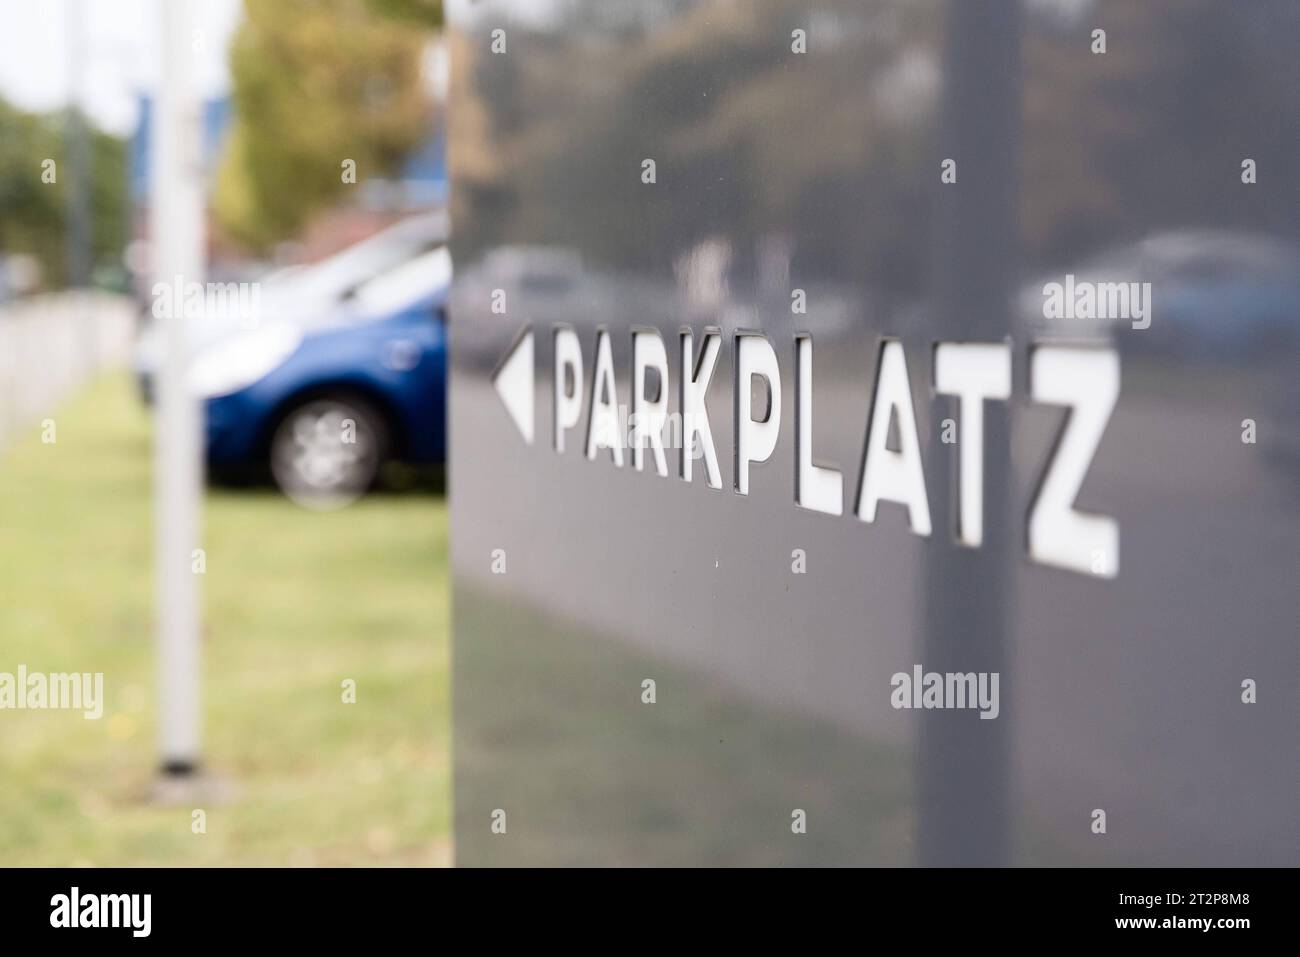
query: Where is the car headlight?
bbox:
[189,323,303,399]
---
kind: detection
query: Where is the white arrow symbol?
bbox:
[493,328,534,444]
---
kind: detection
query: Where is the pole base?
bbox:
[150,764,233,807]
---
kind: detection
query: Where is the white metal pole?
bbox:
[150,0,204,774]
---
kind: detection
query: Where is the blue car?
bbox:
[191,246,450,504]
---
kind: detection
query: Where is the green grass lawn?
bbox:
[0,373,449,866]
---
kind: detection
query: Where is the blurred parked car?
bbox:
[134,210,449,402]
[1020,229,1300,476]
[198,244,450,502]
[1020,229,1300,360]
[133,213,451,501]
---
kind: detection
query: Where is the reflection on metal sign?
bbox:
[452,0,1300,868]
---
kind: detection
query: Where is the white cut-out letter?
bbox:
[554,327,584,452]
[794,336,842,515]
[1029,345,1119,577]
[857,340,931,535]
[735,334,781,495]
[631,330,669,476]
[681,330,722,487]
[586,330,624,466]
[934,342,1011,547]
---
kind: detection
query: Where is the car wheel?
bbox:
[269,395,388,508]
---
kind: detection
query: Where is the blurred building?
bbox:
[128,91,448,277]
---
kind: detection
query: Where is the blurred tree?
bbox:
[452,0,1300,282]
[0,98,126,290]
[452,0,940,293]
[1021,0,1300,267]
[214,0,441,251]
[364,0,443,28]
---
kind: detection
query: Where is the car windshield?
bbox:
[283,213,449,304]
[350,246,452,319]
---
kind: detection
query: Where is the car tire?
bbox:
[268,394,389,508]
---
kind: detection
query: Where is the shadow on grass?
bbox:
[209,462,446,498]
